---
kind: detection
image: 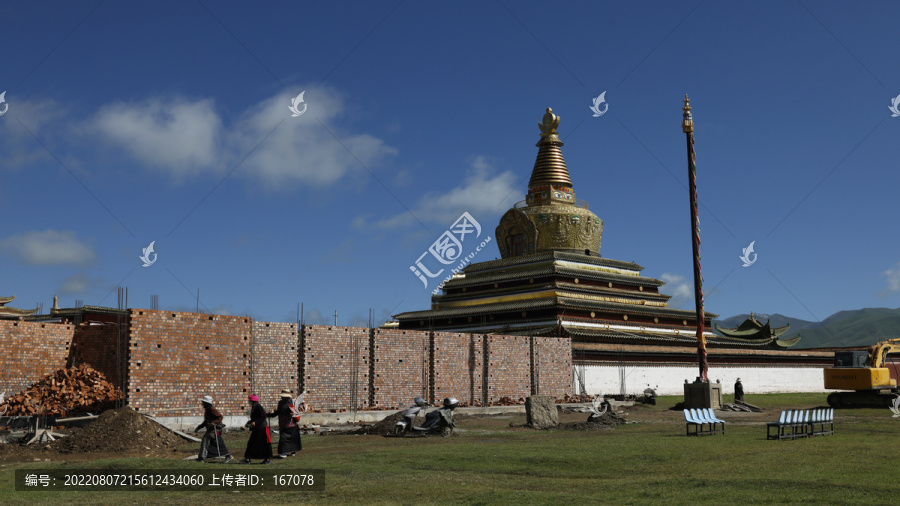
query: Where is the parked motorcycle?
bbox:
[394,397,458,437]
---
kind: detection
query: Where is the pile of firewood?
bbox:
[0,364,122,417]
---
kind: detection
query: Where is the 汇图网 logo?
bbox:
[590,91,608,117]
[740,241,757,267]
[140,241,157,267]
[289,91,307,117]
[889,93,900,118]
[889,395,900,417]
[410,212,491,292]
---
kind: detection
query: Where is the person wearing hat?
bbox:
[734,378,745,403]
[268,389,302,458]
[195,395,232,463]
[241,394,272,464]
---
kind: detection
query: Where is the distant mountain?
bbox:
[713,308,900,349]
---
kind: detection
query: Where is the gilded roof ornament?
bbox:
[528,107,572,189]
[539,107,560,137]
[682,94,693,133]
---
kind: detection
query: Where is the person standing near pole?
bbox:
[195,395,232,463]
[268,389,302,458]
[241,394,272,464]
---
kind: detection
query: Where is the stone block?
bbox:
[526,395,558,429]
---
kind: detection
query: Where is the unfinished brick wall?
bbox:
[372,329,429,409]
[532,337,573,397]
[0,320,73,394]
[127,310,251,416]
[433,332,484,406]
[251,321,300,410]
[485,335,532,404]
[300,326,370,412]
[69,322,129,391]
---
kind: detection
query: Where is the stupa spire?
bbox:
[528,108,572,189]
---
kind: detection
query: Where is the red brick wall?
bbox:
[300,326,370,412]
[0,320,73,394]
[252,321,300,410]
[372,329,429,409]
[1,311,572,414]
[433,332,484,407]
[69,322,128,391]
[533,337,573,397]
[486,335,531,403]
[127,310,251,416]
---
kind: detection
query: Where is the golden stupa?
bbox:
[495,108,603,258]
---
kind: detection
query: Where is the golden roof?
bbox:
[528,108,572,189]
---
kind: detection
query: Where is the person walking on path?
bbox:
[268,389,302,458]
[734,378,745,403]
[195,395,232,463]
[241,394,272,464]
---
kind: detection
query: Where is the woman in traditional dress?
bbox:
[241,394,272,464]
[195,395,232,463]
[268,389,302,458]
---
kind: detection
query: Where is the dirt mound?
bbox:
[51,407,186,454]
[558,411,628,431]
[347,410,407,435]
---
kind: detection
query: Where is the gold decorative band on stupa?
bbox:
[529,108,573,189]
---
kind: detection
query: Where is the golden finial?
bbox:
[682,94,694,133]
[539,107,560,137]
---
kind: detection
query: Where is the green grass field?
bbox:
[3,393,899,505]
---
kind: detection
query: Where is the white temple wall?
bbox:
[573,364,827,396]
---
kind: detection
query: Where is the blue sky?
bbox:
[1,1,898,327]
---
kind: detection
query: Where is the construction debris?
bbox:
[0,365,122,417]
[721,400,763,412]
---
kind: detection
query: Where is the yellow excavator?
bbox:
[824,338,900,408]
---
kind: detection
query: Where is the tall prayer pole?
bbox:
[683,95,708,382]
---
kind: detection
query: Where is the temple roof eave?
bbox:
[395,296,718,321]
[0,306,41,317]
[444,264,664,290]
[463,251,644,274]
[434,282,671,305]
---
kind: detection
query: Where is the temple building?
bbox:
[393,106,828,395]
[395,107,794,351]
[0,295,39,319]
[715,313,801,348]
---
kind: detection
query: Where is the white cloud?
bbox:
[881,262,900,296]
[1,230,96,266]
[233,89,397,188]
[348,315,369,327]
[92,97,222,175]
[660,273,692,309]
[59,272,103,294]
[365,155,521,230]
[303,308,329,325]
[0,98,69,170]
[88,88,397,188]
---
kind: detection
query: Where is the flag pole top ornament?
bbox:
[682,94,694,133]
[539,107,561,138]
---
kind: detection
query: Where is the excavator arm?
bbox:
[869,338,900,368]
